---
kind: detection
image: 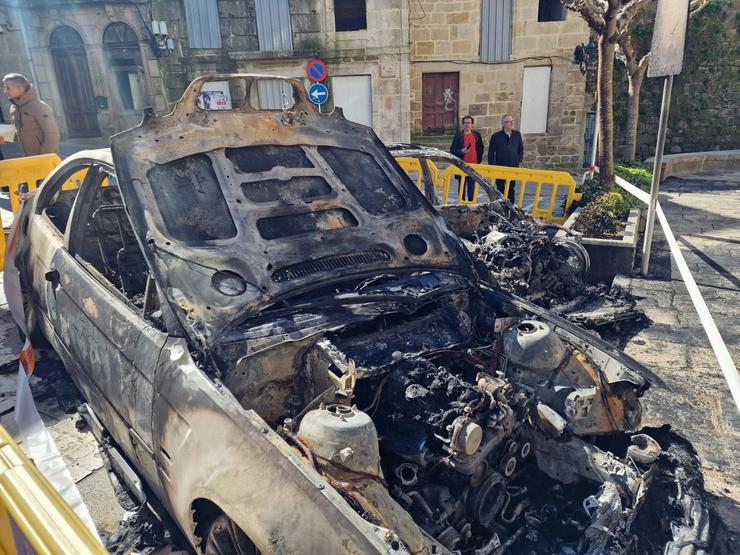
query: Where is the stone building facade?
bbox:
[1,0,595,167]
[0,4,33,125]
[2,0,168,140]
[409,0,591,168]
[150,0,411,143]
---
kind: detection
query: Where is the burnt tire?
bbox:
[204,515,258,555]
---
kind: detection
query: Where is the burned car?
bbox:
[13,75,706,554]
[388,145,642,330]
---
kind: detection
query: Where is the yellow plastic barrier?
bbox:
[396,156,581,224]
[395,156,439,192]
[441,164,581,224]
[0,425,106,554]
[0,154,88,271]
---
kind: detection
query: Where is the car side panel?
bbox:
[152,337,401,554]
[47,247,166,487]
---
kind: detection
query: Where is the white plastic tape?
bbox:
[3,202,101,540]
[613,173,740,412]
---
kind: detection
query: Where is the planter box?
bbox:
[556,208,641,284]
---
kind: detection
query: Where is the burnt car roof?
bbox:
[110,75,475,342]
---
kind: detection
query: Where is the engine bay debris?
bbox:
[439,201,644,331]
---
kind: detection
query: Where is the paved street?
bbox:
[1,169,739,545]
[617,172,740,533]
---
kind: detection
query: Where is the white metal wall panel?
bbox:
[480,0,512,62]
[331,75,373,127]
[520,66,551,134]
[184,0,222,49]
[256,0,293,52]
[257,80,295,110]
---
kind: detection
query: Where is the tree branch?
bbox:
[689,0,712,17]
[617,0,651,22]
[562,0,607,34]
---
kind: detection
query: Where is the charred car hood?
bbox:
[110,75,474,344]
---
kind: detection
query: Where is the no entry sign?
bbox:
[306,59,328,82]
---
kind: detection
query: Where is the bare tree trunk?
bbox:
[625,64,647,161]
[596,8,618,188]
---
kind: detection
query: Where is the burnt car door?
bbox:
[41,162,166,486]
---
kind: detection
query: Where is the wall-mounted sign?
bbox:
[308,82,329,105]
[198,81,233,110]
[306,59,328,82]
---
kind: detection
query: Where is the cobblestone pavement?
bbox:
[615,172,740,532]
[1,169,738,544]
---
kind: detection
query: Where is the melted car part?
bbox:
[438,202,644,331]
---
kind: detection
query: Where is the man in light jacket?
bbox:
[1,73,60,156]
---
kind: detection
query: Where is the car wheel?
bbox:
[204,514,259,555]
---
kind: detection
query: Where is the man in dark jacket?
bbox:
[487,114,523,202]
[1,73,60,156]
[450,115,484,201]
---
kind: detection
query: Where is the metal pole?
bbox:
[641,74,673,275]
[590,118,599,168]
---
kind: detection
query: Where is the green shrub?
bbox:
[615,160,652,191]
[579,174,609,204]
[573,188,644,238]
[572,194,624,238]
[572,164,648,237]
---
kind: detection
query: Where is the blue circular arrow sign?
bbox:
[308,82,329,105]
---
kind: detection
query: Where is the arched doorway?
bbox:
[103,23,146,112]
[50,26,100,138]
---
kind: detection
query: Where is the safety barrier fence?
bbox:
[0,154,86,270]
[395,158,581,224]
[0,425,106,554]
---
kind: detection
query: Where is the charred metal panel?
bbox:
[110,75,474,347]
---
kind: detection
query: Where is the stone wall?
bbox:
[7,0,167,139]
[152,0,411,143]
[0,4,34,125]
[409,0,591,168]
[613,0,739,160]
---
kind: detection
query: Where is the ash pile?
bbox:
[440,201,643,330]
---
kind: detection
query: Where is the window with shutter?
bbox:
[480,0,512,63]
[183,0,222,49]
[255,0,293,52]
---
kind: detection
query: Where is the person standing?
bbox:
[487,114,523,203]
[0,73,60,156]
[450,115,484,201]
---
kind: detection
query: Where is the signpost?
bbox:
[308,83,329,106]
[306,59,329,111]
[641,0,690,275]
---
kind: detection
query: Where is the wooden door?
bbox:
[421,73,459,134]
[51,48,100,138]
